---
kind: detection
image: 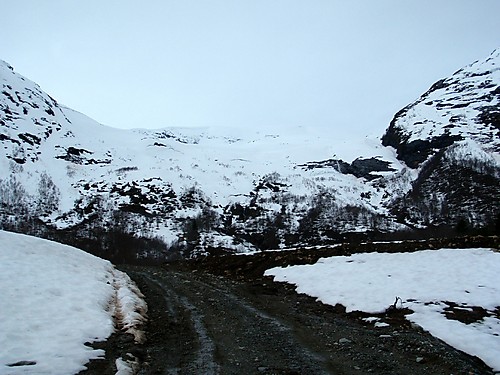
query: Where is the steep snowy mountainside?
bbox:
[382,48,500,168]
[0,56,398,201]
[381,49,500,229]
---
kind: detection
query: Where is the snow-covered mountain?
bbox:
[382,49,500,230]
[383,49,500,167]
[1,49,499,261]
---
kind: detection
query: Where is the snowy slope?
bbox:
[0,230,147,375]
[266,248,500,371]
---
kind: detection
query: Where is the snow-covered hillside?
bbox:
[1,48,499,260]
[0,57,407,258]
[0,230,147,375]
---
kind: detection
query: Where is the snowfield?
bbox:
[0,230,147,375]
[265,248,500,371]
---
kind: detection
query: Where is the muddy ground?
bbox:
[80,236,499,374]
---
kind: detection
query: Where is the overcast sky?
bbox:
[2,1,499,135]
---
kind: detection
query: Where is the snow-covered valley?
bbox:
[1,49,499,261]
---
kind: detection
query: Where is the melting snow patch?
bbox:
[112,270,148,344]
[265,248,500,371]
[362,317,380,323]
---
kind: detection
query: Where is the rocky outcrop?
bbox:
[299,157,395,180]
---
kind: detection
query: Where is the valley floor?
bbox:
[81,238,498,374]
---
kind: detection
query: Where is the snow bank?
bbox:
[112,269,148,344]
[0,230,147,375]
[265,248,500,371]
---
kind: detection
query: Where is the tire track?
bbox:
[137,271,220,375]
[133,268,330,374]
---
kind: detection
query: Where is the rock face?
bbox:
[1,49,499,261]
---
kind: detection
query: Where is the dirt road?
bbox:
[81,238,499,374]
[129,267,332,374]
[115,262,491,375]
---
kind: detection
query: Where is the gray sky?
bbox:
[2,1,499,135]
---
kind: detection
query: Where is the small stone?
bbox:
[416,356,425,363]
[410,322,421,330]
[339,338,352,344]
